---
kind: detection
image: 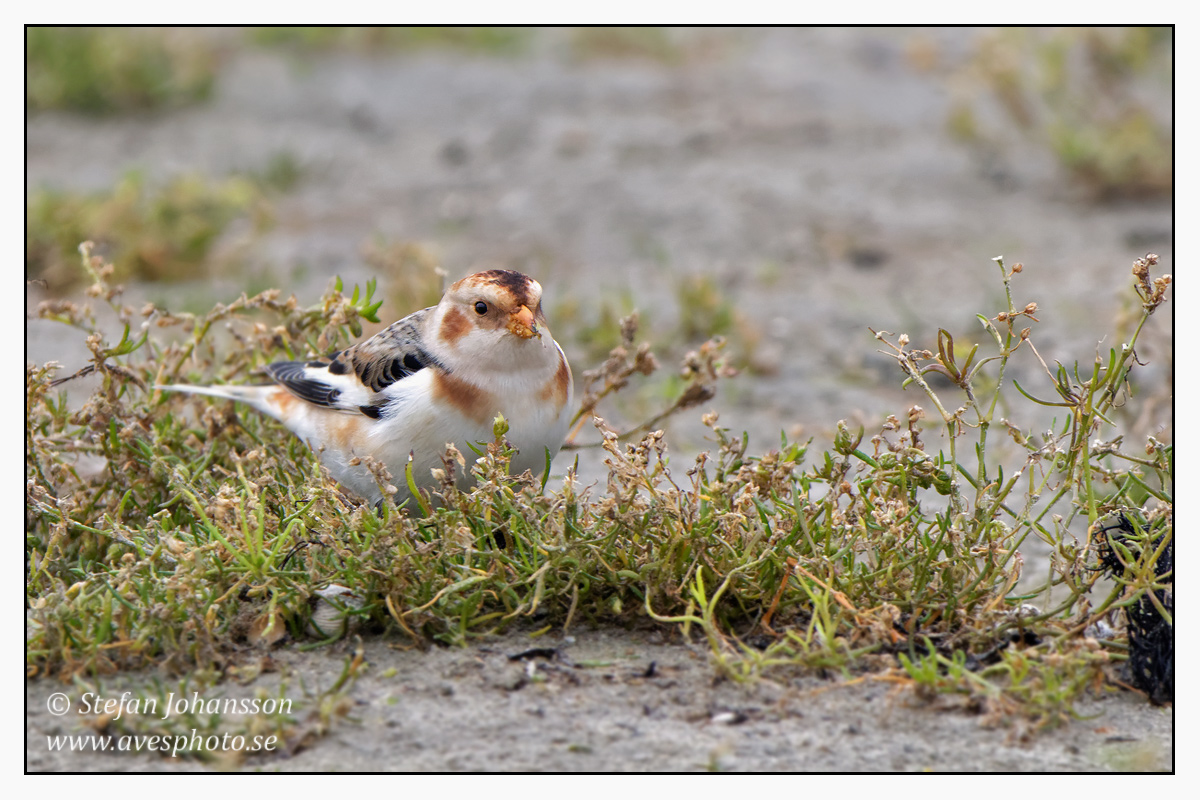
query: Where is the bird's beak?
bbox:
[507,305,540,340]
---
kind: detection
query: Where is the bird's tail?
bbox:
[157,383,282,419]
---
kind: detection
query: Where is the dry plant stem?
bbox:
[971,257,1022,517]
[566,321,726,449]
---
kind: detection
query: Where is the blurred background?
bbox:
[26,26,1173,479]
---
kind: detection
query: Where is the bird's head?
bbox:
[431,270,554,375]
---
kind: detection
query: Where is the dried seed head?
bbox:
[444,443,466,467]
[619,313,639,345]
[1011,262,1023,273]
[1023,302,1038,314]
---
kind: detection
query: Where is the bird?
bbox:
[159,270,573,507]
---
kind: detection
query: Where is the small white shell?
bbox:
[307,583,365,639]
[1009,603,1041,619]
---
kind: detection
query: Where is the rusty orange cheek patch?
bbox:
[538,355,572,413]
[432,372,495,425]
[440,307,471,346]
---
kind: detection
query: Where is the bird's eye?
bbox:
[474,301,488,315]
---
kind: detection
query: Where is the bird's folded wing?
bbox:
[266,306,440,417]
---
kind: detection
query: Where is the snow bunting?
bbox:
[160,270,573,507]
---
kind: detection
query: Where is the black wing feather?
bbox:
[265,361,343,408]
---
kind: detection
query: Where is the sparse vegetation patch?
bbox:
[27,244,1171,746]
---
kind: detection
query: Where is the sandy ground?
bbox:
[26,27,1173,772]
[25,627,1174,772]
